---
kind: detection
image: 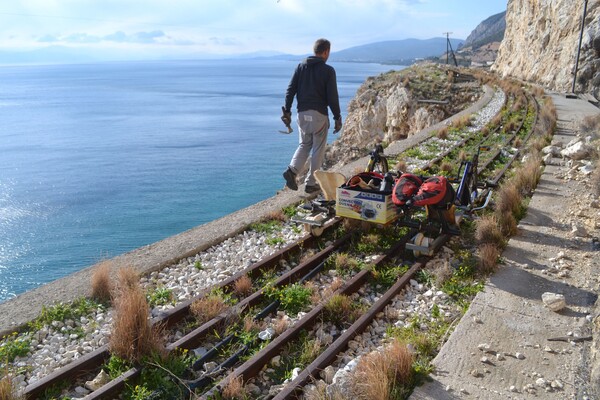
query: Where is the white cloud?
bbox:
[0,0,507,56]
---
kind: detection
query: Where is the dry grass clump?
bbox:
[352,339,414,400]
[513,137,522,148]
[324,294,357,324]
[495,181,521,217]
[439,161,453,174]
[475,214,504,246]
[117,266,139,291]
[530,85,545,97]
[110,274,164,363]
[538,97,557,134]
[305,381,346,400]
[0,373,22,400]
[233,275,253,298]
[221,375,248,400]
[496,210,518,237]
[334,252,360,272]
[436,126,449,139]
[266,209,287,222]
[457,150,467,163]
[190,294,228,325]
[514,154,542,195]
[274,317,289,335]
[429,260,453,287]
[580,114,600,136]
[394,160,408,173]
[452,115,472,130]
[478,244,501,274]
[91,260,112,303]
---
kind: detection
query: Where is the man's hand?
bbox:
[281,107,292,127]
[333,117,342,133]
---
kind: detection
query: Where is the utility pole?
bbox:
[571,0,589,94]
[443,32,452,65]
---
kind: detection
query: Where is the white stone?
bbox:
[321,365,336,384]
[85,369,110,391]
[561,141,590,160]
[536,378,547,387]
[75,386,90,395]
[542,292,566,312]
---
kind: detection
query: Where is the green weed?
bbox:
[265,237,285,246]
[0,333,31,363]
[249,220,282,234]
[104,355,131,379]
[264,283,312,316]
[147,287,174,308]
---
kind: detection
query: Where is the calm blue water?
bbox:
[0,59,400,302]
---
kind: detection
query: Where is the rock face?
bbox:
[463,11,506,49]
[324,64,481,168]
[493,0,600,99]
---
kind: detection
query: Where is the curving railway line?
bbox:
[1,76,552,399]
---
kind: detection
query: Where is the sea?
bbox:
[0,58,402,303]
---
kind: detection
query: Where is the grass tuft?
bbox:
[110,272,164,363]
[91,261,112,303]
[495,181,521,217]
[221,375,248,399]
[0,372,22,400]
[116,266,139,291]
[233,275,253,298]
[478,244,500,275]
[436,126,448,140]
[323,294,358,325]
[190,294,228,326]
[394,160,408,174]
[475,214,504,246]
[352,339,414,400]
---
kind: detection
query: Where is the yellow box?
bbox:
[336,187,398,224]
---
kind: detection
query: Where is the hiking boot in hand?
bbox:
[283,167,298,191]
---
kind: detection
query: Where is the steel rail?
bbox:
[75,231,352,400]
[200,230,418,399]
[272,259,429,400]
[21,221,339,399]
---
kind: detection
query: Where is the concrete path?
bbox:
[411,94,600,399]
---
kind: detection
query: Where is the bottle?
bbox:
[379,172,394,192]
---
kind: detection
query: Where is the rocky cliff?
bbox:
[324,64,481,169]
[463,11,506,50]
[493,0,600,99]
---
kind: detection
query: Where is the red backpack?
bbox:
[392,173,423,205]
[412,176,455,207]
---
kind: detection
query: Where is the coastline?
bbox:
[0,84,494,337]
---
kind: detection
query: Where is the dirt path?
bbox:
[411,93,600,399]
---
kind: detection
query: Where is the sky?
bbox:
[0,0,507,59]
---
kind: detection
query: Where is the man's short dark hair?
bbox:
[313,38,331,55]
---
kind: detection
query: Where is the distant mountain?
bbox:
[463,11,506,50]
[330,37,464,64]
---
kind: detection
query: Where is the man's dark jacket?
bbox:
[284,56,341,121]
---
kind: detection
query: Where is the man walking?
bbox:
[281,38,342,194]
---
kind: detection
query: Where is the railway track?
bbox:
[2,77,550,399]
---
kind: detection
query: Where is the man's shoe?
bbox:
[283,168,298,191]
[304,184,321,194]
